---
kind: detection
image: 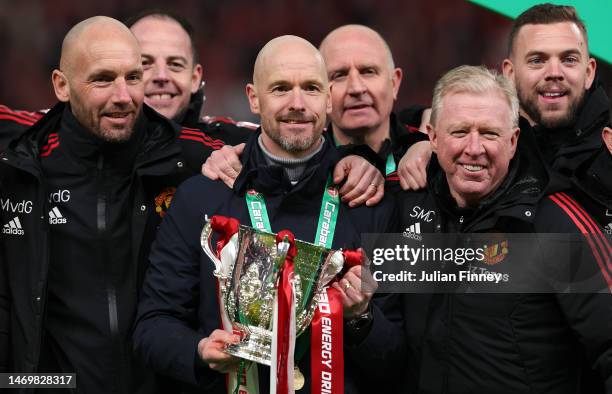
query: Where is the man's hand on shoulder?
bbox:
[201,143,245,188]
[333,155,384,208]
[398,140,432,191]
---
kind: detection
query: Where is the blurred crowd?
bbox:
[0,0,540,120]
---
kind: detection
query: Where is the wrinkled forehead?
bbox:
[321,30,391,70]
[438,91,514,129]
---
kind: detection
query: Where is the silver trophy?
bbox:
[201,219,345,366]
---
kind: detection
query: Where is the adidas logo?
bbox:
[48,206,67,224]
[402,222,422,241]
[605,223,612,235]
[2,216,24,236]
[405,223,421,234]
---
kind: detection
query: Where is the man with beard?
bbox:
[501,3,606,179]
[397,4,609,224]
[1,13,382,204]
[202,25,428,198]
[133,35,393,393]
[0,16,207,393]
[0,12,252,157]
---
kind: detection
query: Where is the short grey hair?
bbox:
[430,65,519,128]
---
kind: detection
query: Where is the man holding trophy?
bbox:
[133,35,394,394]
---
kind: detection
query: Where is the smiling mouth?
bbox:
[539,90,567,99]
[146,93,176,100]
[462,164,484,172]
[104,112,130,118]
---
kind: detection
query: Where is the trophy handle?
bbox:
[200,221,223,276]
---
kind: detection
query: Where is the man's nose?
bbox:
[111,78,132,105]
[288,88,306,111]
[464,132,485,156]
[544,58,564,81]
[347,70,367,96]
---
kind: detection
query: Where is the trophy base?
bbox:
[225,325,272,366]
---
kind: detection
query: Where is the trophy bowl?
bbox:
[201,218,344,366]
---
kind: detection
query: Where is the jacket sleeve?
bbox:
[0,179,9,372]
[345,201,411,381]
[536,193,612,391]
[345,293,410,381]
[132,178,222,389]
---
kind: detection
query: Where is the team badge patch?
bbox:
[482,240,508,265]
[155,187,176,218]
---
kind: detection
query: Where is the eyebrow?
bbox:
[87,69,116,81]
[446,122,504,132]
[267,78,324,88]
[141,54,189,63]
[166,55,188,64]
[524,48,582,58]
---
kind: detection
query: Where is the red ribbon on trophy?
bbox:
[310,249,363,394]
[272,230,298,394]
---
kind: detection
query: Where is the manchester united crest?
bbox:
[154,187,176,218]
[482,240,508,265]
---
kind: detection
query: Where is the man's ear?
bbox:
[602,126,612,154]
[391,67,403,100]
[501,58,515,82]
[52,70,70,102]
[509,127,521,157]
[584,57,596,90]
[246,84,260,115]
[190,63,204,94]
[427,123,437,153]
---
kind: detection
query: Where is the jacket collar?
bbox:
[574,147,612,208]
[233,129,339,198]
[2,102,181,175]
[178,88,205,128]
[426,148,548,230]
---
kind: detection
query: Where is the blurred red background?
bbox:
[1,0,610,121]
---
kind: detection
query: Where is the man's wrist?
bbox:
[346,305,373,331]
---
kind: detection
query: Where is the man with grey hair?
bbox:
[352,65,612,393]
[397,4,610,230]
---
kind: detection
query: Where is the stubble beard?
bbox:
[517,84,584,129]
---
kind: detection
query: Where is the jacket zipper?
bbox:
[97,154,119,337]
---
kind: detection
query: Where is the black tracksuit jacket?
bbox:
[133,130,395,393]
[0,104,44,151]
[350,151,612,394]
[0,102,208,393]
